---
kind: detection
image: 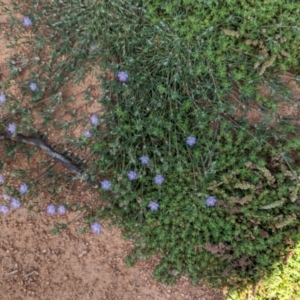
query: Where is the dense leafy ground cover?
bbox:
[1,0,300,298]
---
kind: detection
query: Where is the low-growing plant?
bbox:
[98,112,300,289]
[1,0,300,298]
[147,0,300,76]
[229,241,300,300]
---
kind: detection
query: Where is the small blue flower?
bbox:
[148,201,159,211]
[117,71,128,82]
[0,205,9,215]
[7,123,16,134]
[186,136,196,147]
[101,180,111,190]
[127,171,138,180]
[139,156,149,165]
[10,198,21,209]
[0,174,4,184]
[83,129,92,137]
[57,205,66,215]
[46,204,56,215]
[205,196,217,207]
[2,194,10,201]
[23,16,32,27]
[91,222,101,234]
[29,82,37,91]
[154,174,164,185]
[19,183,28,194]
[90,114,99,126]
[0,93,6,104]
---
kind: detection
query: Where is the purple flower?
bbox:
[23,16,32,27]
[7,123,16,134]
[101,180,111,190]
[127,171,138,180]
[148,201,159,211]
[0,93,6,104]
[10,198,21,209]
[0,205,9,215]
[117,71,129,82]
[186,136,196,147]
[2,194,11,201]
[46,204,56,215]
[83,129,92,138]
[57,205,66,215]
[154,174,164,185]
[29,82,37,91]
[205,196,217,207]
[91,222,101,234]
[19,183,28,194]
[139,156,149,165]
[0,174,4,184]
[90,115,99,126]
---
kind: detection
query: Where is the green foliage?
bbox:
[254,242,300,300]
[99,115,300,290]
[1,0,300,298]
[229,241,300,300]
[50,222,68,235]
[147,0,300,79]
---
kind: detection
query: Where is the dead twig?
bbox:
[0,133,96,187]
[7,270,18,275]
[24,270,36,278]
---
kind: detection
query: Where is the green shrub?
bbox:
[99,109,300,289]
[86,0,300,291]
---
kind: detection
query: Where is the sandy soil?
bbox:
[0,207,224,300]
[0,1,225,299]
